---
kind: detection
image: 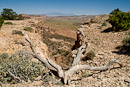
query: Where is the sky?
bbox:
[0,0,130,15]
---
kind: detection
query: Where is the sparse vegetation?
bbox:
[117,31,130,54]
[12,30,23,36]
[43,30,74,67]
[122,36,130,48]
[0,17,4,28]
[122,32,130,52]
[43,19,83,31]
[82,72,89,78]
[14,39,18,44]
[55,81,64,86]
[0,52,9,59]
[108,8,130,31]
[0,7,127,86]
[0,52,45,83]
[48,33,75,43]
[14,40,25,46]
[41,20,76,66]
[23,27,33,32]
[85,50,95,60]
[102,21,107,26]
[4,22,13,25]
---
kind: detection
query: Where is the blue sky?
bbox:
[0,0,129,15]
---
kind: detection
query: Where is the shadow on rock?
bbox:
[101,27,113,33]
[112,45,130,56]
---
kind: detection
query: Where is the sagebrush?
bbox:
[23,27,33,32]
[12,30,23,36]
[0,52,45,83]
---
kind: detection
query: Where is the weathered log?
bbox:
[23,29,121,85]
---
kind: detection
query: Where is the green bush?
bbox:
[4,22,13,25]
[0,17,4,28]
[12,30,23,36]
[23,27,33,32]
[110,8,121,15]
[0,53,45,83]
[108,8,130,31]
[1,8,24,20]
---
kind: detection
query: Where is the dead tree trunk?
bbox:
[23,29,121,85]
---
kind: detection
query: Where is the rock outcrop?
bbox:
[0,19,49,58]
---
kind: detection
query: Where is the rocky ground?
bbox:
[1,15,130,87]
[0,17,49,60]
[74,21,130,87]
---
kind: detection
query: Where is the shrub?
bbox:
[0,53,45,83]
[55,81,63,86]
[108,8,130,31]
[1,8,17,20]
[4,22,13,25]
[122,36,130,47]
[0,53,9,59]
[16,14,24,20]
[102,22,107,26]
[12,30,23,36]
[85,50,95,60]
[110,8,121,15]
[0,17,4,28]
[23,27,33,32]
[82,72,89,78]
[1,8,24,20]
[14,40,25,46]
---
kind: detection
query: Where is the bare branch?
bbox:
[70,58,120,76]
[48,58,64,78]
[71,29,88,67]
[0,81,3,87]
[77,29,86,38]
[71,46,85,67]
[71,42,88,67]
[24,33,56,71]
[23,31,122,85]
[24,33,35,53]
[7,69,22,82]
[64,58,121,84]
[77,28,86,45]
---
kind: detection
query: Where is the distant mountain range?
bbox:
[28,12,97,17]
[40,12,75,16]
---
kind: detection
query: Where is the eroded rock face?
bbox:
[90,15,109,24]
[72,31,82,50]
[0,19,49,59]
